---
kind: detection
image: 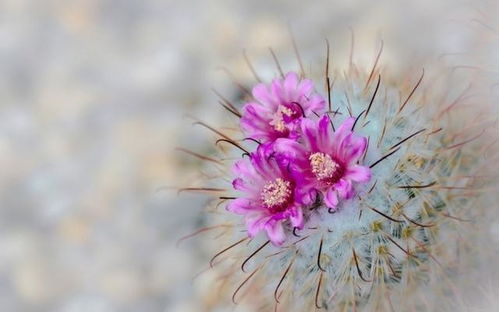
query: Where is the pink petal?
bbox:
[265,220,286,246]
[232,159,251,176]
[284,72,299,94]
[335,179,353,199]
[252,83,277,108]
[289,206,304,229]
[240,103,274,139]
[336,117,355,135]
[243,101,272,115]
[307,94,326,112]
[227,198,254,214]
[271,78,285,103]
[232,178,259,194]
[318,115,332,150]
[297,79,313,98]
[301,118,319,150]
[333,118,355,155]
[232,159,266,188]
[295,184,316,205]
[246,213,267,237]
[345,165,371,183]
[232,178,245,191]
[324,187,339,209]
[339,134,367,163]
[274,138,308,159]
[252,149,279,180]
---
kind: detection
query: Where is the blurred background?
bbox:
[0,0,497,311]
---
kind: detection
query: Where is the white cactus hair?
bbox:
[176,36,499,311]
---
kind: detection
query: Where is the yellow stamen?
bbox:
[269,105,295,132]
[261,178,292,208]
[309,152,339,180]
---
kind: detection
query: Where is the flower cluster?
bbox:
[227,72,371,245]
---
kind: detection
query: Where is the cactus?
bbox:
[178,42,497,311]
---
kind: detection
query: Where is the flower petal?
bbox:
[324,187,339,209]
[297,79,313,97]
[339,134,367,163]
[227,198,255,214]
[345,165,371,183]
[240,71,325,143]
[289,206,304,229]
[246,213,267,237]
[307,94,326,113]
[251,146,282,180]
[284,72,299,95]
[274,138,308,160]
[265,220,286,246]
[295,184,317,205]
[301,118,319,150]
[232,178,245,191]
[335,179,353,199]
[232,159,252,177]
[318,115,332,150]
[252,83,278,108]
[240,103,277,140]
[332,117,355,154]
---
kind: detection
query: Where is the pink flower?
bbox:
[240,72,325,143]
[227,144,304,245]
[274,115,371,211]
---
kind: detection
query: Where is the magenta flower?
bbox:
[274,115,371,211]
[227,144,303,245]
[240,72,326,143]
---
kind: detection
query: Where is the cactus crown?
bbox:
[178,43,493,311]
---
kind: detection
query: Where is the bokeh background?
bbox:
[0,0,497,311]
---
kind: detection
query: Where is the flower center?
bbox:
[309,152,340,180]
[269,105,296,132]
[261,178,292,209]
